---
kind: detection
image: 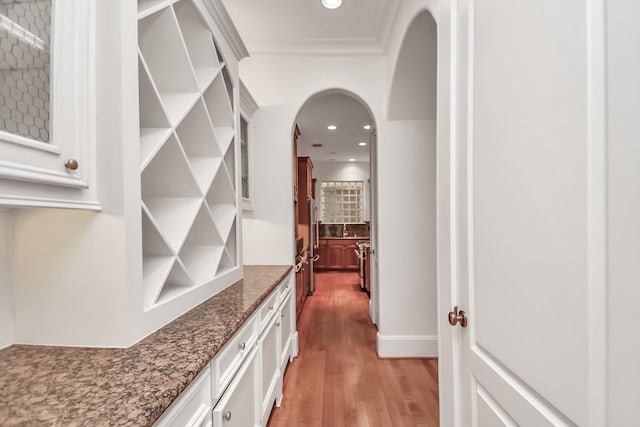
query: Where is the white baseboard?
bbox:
[376,332,438,357]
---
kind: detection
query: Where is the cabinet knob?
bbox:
[269,304,274,310]
[276,321,281,327]
[65,159,79,171]
[223,411,232,421]
[238,342,246,351]
[281,313,285,318]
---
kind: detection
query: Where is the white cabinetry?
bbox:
[212,346,259,427]
[137,0,239,309]
[258,312,280,424]
[0,0,100,210]
[154,271,297,427]
[277,285,295,376]
[155,366,213,427]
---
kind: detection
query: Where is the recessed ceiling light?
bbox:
[363,124,371,130]
[358,141,367,146]
[327,124,337,130]
[322,0,342,9]
[349,158,356,162]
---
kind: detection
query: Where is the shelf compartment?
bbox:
[224,141,236,191]
[141,134,200,196]
[138,6,199,125]
[138,0,179,20]
[173,0,222,91]
[139,55,172,169]
[225,219,237,263]
[206,167,236,240]
[175,100,223,193]
[179,205,225,285]
[214,127,235,157]
[143,197,202,253]
[156,259,194,305]
[142,207,176,308]
[203,72,234,130]
[217,249,235,276]
[140,128,173,171]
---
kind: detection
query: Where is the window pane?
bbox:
[320,180,364,223]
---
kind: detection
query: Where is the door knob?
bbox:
[448,306,468,328]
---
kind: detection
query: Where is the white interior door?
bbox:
[440,0,610,425]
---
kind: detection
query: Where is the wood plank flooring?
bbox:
[268,272,439,427]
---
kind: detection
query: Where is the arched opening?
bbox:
[375,9,438,361]
[290,89,378,322]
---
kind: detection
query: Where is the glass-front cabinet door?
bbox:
[0,0,99,210]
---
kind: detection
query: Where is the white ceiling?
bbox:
[220,0,400,55]
[296,92,373,163]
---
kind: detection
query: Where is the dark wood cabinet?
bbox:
[297,157,313,230]
[316,239,360,271]
[315,244,328,269]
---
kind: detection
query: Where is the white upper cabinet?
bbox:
[0,0,100,210]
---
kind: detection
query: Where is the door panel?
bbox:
[475,384,517,427]
[460,0,593,426]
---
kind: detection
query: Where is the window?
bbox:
[240,116,249,199]
[321,180,364,223]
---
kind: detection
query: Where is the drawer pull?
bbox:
[238,342,246,351]
[223,411,232,421]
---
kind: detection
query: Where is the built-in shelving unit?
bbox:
[138,0,238,309]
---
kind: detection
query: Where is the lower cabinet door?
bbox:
[259,315,280,424]
[212,346,259,427]
[278,292,294,374]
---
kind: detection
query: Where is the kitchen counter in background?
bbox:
[0,265,292,426]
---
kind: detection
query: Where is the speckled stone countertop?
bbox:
[0,265,292,426]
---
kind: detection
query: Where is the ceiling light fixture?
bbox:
[349,158,356,162]
[327,124,337,130]
[358,142,367,146]
[363,124,371,130]
[322,0,342,9]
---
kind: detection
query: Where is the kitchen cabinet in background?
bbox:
[317,239,359,271]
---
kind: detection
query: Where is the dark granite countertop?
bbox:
[0,265,292,427]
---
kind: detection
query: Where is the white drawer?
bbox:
[212,346,259,427]
[278,273,293,304]
[258,288,280,330]
[154,366,212,427]
[211,314,258,399]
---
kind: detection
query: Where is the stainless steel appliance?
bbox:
[355,241,371,293]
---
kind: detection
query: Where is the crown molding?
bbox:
[247,37,385,56]
[239,80,259,117]
[201,0,249,61]
[378,1,402,53]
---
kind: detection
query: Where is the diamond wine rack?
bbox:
[138,0,238,309]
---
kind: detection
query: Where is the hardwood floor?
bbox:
[268,272,439,427]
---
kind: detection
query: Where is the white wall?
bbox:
[608,0,640,423]
[0,211,14,349]
[375,119,437,356]
[242,105,298,265]
[313,161,370,221]
[241,27,439,356]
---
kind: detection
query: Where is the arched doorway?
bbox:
[291,89,379,323]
